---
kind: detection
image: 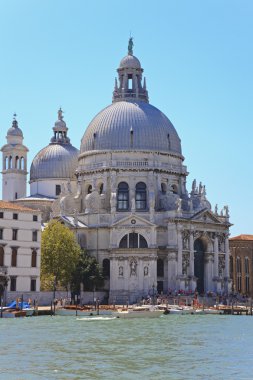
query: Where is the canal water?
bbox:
[0,314,252,379]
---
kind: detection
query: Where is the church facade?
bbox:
[2,41,232,302]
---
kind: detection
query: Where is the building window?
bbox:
[119,233,148,248]
[31,250,37,267]
[10,277,16,291]
[117,182,129,211]
[0,246,4,266]
[0,212,3,219]
[0,229,3,240]
[31,278,36,292]
[13,213,18,220]
[15,192,18,199]
[56,185,61,196]
[99,184,104,194]
[135,182,147,210]
[12,229,18,240]
[161,183,167,194]
[33,215,38,222]
[236,257,242,292]
[87,185,92,194]
[32,231,38,242]
[103,258,110,278]
[245,257,250,294]
[11,248,17,267]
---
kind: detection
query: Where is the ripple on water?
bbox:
[1,315,253,379]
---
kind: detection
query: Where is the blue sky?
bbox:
[0,0,252,236]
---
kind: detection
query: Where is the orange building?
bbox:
[229,235,253,296]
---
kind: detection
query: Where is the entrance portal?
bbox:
[194,239,205,294]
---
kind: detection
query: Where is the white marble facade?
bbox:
[2,41,232,303]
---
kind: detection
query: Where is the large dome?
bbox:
[80,100,182,155]
[30,143,79,181]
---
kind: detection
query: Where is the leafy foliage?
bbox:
[71,250,104,293]
[41,220,81,290]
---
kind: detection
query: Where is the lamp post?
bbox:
[152,282,156,305]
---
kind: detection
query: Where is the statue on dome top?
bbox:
[58,108,63,121]
[128,37,133,55]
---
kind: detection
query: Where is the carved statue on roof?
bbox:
[58,108,63,121]
[128,37,133,55]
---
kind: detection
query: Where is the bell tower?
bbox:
[1,114,28,201]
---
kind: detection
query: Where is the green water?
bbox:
[0,314,252,379]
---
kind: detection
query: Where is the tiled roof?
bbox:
[230,234,253,241]
[0,200,40,213]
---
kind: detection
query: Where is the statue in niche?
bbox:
[119,266,123,276]
[144,266,148,276]
[67,180,71,193]
[130,259,137,276]
[215,204,218,214]
[176,198,182,212]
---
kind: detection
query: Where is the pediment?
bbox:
[190,209,222,224]
[112,213,156,228]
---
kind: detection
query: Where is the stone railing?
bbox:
[79,161,187,173]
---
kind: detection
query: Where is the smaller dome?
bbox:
[119,55,141,69]
[7,119,23,137]
[30,143,79,181]
[53,119,67,131]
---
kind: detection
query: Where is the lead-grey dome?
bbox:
[80,100,182,155]
[30,143,79,181]
[119,54,141,69]
[7,119,23,137]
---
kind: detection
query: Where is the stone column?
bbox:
[214,234,219,278]
[167,252,177,290]
[177,228,183,276]
[189,232,194,276]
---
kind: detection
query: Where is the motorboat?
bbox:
[165,305,195,315]
[55,305,113,317]
[112,305,164,318]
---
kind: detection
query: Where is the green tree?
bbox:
[41,220,81,294]
[71,250,104,294]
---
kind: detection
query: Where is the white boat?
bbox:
[113,305,164,319]
[165,306,195,315]
[55,306,112,317]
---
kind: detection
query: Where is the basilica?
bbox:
[1,40,232,303]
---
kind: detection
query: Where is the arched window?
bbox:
[20,157,25,170]
[157,259,164,277]
[99,184,104,194]
[11,248,17,267]
[117,182,129,211]
[135,182,147,210]
[15,156,19,169]
[87,185,92,194]
[119,233,148,248]
[171,184,178,194]
[4,156,8,170]
[236,257,242,292]
[103,258,110,278]
[9,156,12,169]
[31,250,37,267]
[0,247,4,266]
